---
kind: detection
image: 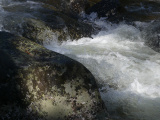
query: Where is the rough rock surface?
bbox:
[22,11,96,44]
[0,31,107,120]
[2,1,97,41]
[35,0,89,15]
[86,0,120,18]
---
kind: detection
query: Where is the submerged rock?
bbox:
[0,31,107,120]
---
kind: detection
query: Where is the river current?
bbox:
[1,0,160,120]
[46,20,160,120]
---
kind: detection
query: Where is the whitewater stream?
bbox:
[46,20,160,120]
[1,0,160,120]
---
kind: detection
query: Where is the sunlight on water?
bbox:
[45,19,160,120]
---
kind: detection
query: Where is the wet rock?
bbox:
[88,0,101,6]
[143,21,160,52]
[70,0,89,14]
[117,0,160,22]
[35,0,89,15]
[86,0,120,18]
[2,1,98,42]
[22,10,96,44]
[0,31,107,120]
[22,18,66,44]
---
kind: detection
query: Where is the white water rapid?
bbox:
[1,0,160,120]
[45,17,160,120]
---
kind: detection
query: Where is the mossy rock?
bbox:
[0,31,107,120]
[22,18,67,44]
[2,1,98,42]
[35,0,88,15]
[22,11,96,44]
[143,21,160,52]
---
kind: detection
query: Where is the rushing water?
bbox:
[1,0,160,120]
[45,19,160,120]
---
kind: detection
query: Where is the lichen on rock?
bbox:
[22,11,96,44]
[0,31,107,120]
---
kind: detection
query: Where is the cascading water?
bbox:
[45,19,160,120]
[1,0,160,120]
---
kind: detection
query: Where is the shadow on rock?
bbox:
[0,31,107,120]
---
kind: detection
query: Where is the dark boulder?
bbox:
[34,0,89,16]
[32,0,105,17]
[86,0,120,18]
[2,1,99,42]
[0,31,107,120]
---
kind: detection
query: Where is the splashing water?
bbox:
[45,18,160,120]
[0,0,160,119]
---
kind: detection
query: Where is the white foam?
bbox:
[1,0,160,119]
[45,20,160,120]
[130,79,160,98]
